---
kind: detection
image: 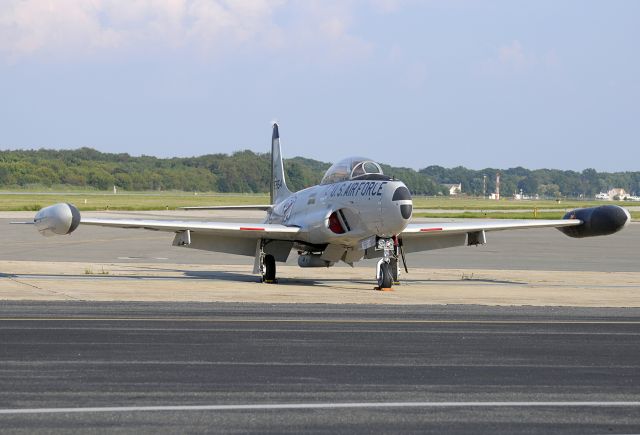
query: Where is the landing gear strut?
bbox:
[375,237,400,290]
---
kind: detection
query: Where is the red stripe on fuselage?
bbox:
[240,227,265,231]
[420,227,443,232]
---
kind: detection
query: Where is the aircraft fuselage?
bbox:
[267,178,413,248]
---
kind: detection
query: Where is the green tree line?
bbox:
[0,147,638,197]
[420,165,640,198]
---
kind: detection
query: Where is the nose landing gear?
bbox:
[375,237,401,290]
[377,260,393,289]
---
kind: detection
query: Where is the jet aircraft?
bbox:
[31,124,631,289]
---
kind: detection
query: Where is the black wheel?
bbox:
[262,254,277,283]
[389,258,400,285]
[378,262,393,289]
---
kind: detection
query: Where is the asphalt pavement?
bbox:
[0,302,639,434]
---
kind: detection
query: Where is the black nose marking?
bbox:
[392,186,411,201]
[400,204,412,219]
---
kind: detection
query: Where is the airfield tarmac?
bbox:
[1,302,640,434]
[1,211,638,306]
[1,211,639,433]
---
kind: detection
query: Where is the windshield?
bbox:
[320,157,384,185]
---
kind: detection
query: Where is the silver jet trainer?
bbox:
[31,123,631,289]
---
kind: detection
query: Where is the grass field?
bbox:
[411,196,631,210]
[415,210,640,220]
[0,192,270,211]
[0,191,636,220]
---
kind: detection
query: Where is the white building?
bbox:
[443,183,462,196]
[608,188,628,200]
[597,188,632,201]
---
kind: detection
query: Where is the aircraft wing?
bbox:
[31,203,302,263]
[399,219,581,253]
[80,217,300,240]
[401,219,581,236]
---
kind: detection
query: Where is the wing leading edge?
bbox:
[80,217,301,240]
[399,219,582,254]
[401,219,581,236]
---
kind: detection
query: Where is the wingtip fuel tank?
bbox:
[559,205,630,238]
[34,203,81,236]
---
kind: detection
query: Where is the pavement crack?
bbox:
[3,276,81,301]
[5,276,43,290]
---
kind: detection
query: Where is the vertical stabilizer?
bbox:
[271,123,292,204]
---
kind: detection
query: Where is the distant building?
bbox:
[443,183,462,196]
[513,193,532,200]
[598,188,631,200]
[607,188,628,200]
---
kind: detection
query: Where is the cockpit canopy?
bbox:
[320,156,389,185]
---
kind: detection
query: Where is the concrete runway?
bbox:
[1,302,639,434]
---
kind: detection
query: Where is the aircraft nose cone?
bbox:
[392,186,413,220]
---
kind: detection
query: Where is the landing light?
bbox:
[377,238,394,250]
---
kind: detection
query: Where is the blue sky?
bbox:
[0,0,638,171]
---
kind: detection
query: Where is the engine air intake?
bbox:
[328,211,345,234]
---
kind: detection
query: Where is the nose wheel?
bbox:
[377,261,393,289]
[375,237,401,290]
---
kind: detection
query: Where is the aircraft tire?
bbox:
[389,257,400,284]
[378,262,393,289]
[263,254,277,283]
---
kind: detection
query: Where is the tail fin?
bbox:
[271,123,292,204]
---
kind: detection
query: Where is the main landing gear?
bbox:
[375,237,401,290]
[261,254,277,283]
[258,252,277,283]
[257,240,277,283]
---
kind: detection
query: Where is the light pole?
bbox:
[483,175,487,199]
